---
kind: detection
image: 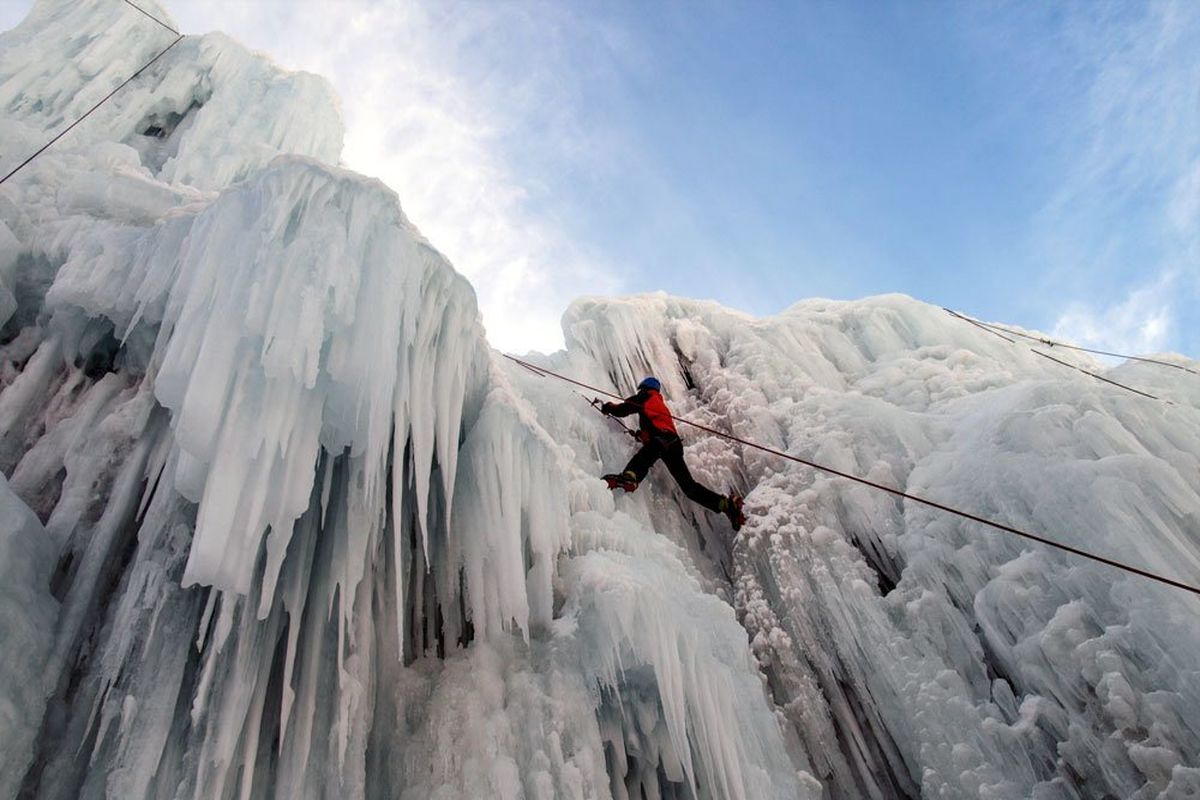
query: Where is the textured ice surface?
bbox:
[549,292,1200,799]
[0,2,812,798]
[0,0,342,191]
[2,1,1199,799]
[0,474,59,800]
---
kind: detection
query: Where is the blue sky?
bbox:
[2,0,1196,356]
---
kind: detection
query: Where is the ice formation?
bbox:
[551,294,1200,799]
[2,1,1199,799]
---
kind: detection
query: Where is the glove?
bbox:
[600,402,617,416]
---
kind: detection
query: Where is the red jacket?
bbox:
[607,388,678,440]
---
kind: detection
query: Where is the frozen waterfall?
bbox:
[2,1,1199,799]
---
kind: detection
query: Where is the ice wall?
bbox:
[0,0,342,190]
[0,2,812,799]
[0,475,59,800]
[545,292,1200,799]
[5,0,1197,798]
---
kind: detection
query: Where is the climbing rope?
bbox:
[121,0,180,35]
[4,0,1195,598]
[944,308,1194,404]
[503,353,1200,598]
[0,0,183,186]
[947,310,1198,376]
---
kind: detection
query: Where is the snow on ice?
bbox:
[1,1,1199,799]
[0,474,59,800]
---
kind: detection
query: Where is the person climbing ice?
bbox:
[600,376,746,531]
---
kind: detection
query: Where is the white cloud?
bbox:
[1047,4,1198,222]
[1038,2,1199,356]
[1052,272,1177,357]
[165,0,625,353]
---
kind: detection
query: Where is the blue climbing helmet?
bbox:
[638,376,661,392]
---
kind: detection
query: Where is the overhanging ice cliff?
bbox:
[1,2,1198,799]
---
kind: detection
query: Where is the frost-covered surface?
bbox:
[0,0,342,191]
[0,474,58,800]
[0,2,810,799]
[3,1,1200,799]
[536,292,1200,799]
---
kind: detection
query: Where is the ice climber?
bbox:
[600,377,746,531]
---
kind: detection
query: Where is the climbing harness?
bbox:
[503,353,1200,598]
[0,0,183,186]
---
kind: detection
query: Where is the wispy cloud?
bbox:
[1036,1,1200,356]
[1052,271,1177,356]
[166,0,627,353]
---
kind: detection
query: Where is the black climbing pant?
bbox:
[622,437,726,513]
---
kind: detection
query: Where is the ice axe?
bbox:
[583,394,641,440]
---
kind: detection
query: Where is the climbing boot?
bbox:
[721,492,746,532]
[603,471,640,492]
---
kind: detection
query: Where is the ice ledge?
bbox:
[46,156,486,598]
[0,0,343,191]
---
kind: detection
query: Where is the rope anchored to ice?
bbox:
[503,353,1200,598]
